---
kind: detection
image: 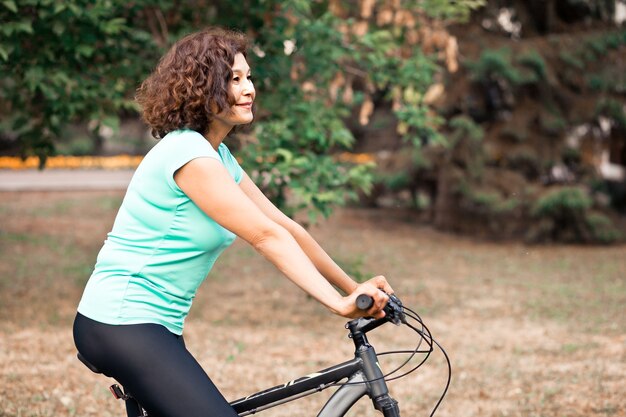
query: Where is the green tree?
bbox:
[224,0,482,220]
[1,0,483,220]
[0,0,164,166]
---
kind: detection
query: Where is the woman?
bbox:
[73,27,392,417]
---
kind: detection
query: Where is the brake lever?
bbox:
[356,293,405,325]
[385,294,405,325]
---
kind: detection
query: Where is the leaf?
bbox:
[52,21,65,36]
[76,44,95,57]
[15,20,34,34]
[101,115,120,133]
[24,67,45,92]
[2,0,17,12]
[53,2,66,14]
[102,17,127,35]
[67,3,81,16]
[0,45,8,61]
[275,148,293,163]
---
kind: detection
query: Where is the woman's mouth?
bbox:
[236,102,253,110]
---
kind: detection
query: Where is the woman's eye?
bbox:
[233,76,240,82]
[247,76,253,82]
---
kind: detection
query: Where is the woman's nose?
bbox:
[243,79,255,97]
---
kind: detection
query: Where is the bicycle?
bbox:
[77,294,451,417]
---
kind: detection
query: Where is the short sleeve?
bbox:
[162,130,221,192]
[218,143,245,184]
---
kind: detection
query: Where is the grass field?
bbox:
[1,190,624,417]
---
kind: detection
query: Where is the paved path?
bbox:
[0,169,134,191]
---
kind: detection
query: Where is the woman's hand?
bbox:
[335,275,394,319]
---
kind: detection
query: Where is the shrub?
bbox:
[447,115,485,180]
[559,51,585,70]
[466,48,523,86]
[505,148,542,180]
[380,171,411,192]
[517,49,548,84]
[527,186,619,243]
[585,212,621,244]
[531,186,592,218]
[539,112,568,136]
[449,115,484,143]
[587,74,609,91]
[596,98,626,129]
[585,30,626,55]
[457,181,520,214]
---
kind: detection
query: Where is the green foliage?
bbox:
[586,29,626,55]
[559,29,626,70]
[411,147,433,170]
[528,186,614,243]
[466,48,523,86]
[416,0,486,21]
[559,51,585,70]
[587,35,610,56]
[56,135,95,156]
[531,187,592,217]
[539,111,568,136]
[1,0,477,220]
[526,187,621,243]
[587,74,609,91]
[585,212,621,243]
[335,254,370,285]
[379,171,411,192]
[395,104,446,147]
[449,115,484,144]
[586,63,626,93]
[596,98,626,129]
[516,49,548,84]
[505,148,541,179]
[0,0,160,165]
[458,181,520,214]
[356,37,445,147]
[448,115,485,179]
[232,3,374,221]
[468,47,552,89]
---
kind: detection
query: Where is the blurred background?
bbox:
[0,1,625,416]
[1,0,625,242]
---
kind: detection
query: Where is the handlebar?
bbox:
[356,293,405,325]
[356,294,375,310]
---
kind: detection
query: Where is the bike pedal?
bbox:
[109,384,129,400]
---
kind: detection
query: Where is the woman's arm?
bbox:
[174,157,389,318]
[238,173,385,295]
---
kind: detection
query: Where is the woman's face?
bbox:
[211,53,255,129]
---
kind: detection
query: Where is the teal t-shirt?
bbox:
[78,129,243,335]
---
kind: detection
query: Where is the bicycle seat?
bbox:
[77,352,102,375]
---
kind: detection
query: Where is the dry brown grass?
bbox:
[1,191,624,417]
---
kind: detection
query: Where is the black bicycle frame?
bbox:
[230,316,401,417]
[230,358,362,415]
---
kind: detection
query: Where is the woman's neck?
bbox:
[205,123,232,151]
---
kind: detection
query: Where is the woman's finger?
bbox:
[370,275,394,294]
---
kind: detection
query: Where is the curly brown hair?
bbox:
[136,28,248,139]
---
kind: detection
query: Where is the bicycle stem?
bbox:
[346,312,402,417]
[347,316,388,339]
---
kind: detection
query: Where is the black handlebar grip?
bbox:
[356,294,374,310]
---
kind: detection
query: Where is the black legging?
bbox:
[73,313,239,417]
